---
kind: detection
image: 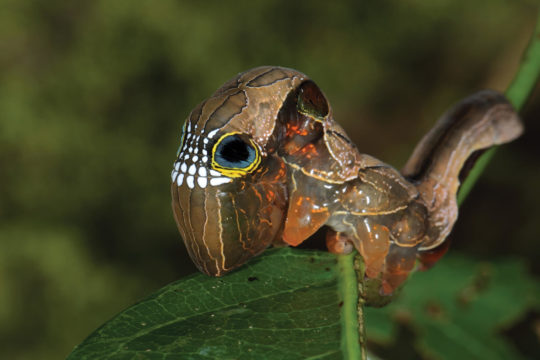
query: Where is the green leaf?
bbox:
[67,249,539,360]
[68,248,345,360]
[365,255,539,360]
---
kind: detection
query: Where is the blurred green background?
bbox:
[1,0,539,359]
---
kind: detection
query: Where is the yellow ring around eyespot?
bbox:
[211,132,261,178]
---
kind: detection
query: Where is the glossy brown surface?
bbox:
[171,66,523,293]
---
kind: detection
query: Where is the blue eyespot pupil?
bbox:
[215,135,255,168]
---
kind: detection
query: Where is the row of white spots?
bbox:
[171,122,232,189]
[171,167,233,188]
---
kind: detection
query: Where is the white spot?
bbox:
[188,164,197,175]
[197,177,207,188]
[186,176,195,189]
[193,147,198,154]
[207,129,219,138]
[176,173,184,186]
[210,177,232,186]
[180,163,187,173]
[202,156,208,163]
[187,122,191,132]
[189,147,193,153]
[209,169,222,177]
[363,218,371,232]
[192,155,199,162]
[171,170,178,181]
[203,138,209,145]
[198,167,207,177]
[202,149,208,155]
[174,162,180,171]
[183,153,190,161]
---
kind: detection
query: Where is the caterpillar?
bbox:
[171,66,522,294]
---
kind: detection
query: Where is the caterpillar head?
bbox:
[171,66,357,276]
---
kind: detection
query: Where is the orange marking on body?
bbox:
[252,187,264,204]
[265,190,275,202]
[298,143,319,160]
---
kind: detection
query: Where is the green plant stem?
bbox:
[458,10,540,205]
[338,252,363,360]
[354,254,367,359]
[506,13,540,111]
[457,148,496,205]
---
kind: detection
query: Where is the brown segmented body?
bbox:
[171,66,522,293]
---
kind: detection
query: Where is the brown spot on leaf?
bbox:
[425,301,445,320]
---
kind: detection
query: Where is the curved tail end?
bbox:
[402,90,523,250]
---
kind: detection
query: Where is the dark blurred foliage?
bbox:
[0,0,539,359]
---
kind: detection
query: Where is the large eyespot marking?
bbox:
[211,132,261,178]
[216,135,253,166]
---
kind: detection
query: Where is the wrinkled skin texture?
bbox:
[171,66,522,294]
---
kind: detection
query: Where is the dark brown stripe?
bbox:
[203,90,247,134]
[246,67,291,88]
